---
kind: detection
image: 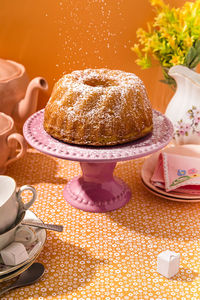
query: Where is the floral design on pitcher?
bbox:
[174,106,200,138]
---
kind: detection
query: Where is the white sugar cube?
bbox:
[157,250,180,278]
[0,242,29,266]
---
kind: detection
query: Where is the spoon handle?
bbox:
[21,221,63,232]
[0,262,45,296]
[0,283,19,296]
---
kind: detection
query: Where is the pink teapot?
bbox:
[0,58,48,129]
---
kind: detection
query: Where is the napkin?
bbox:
[151,152,200,194]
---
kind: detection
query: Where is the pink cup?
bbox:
[0,112,27,174]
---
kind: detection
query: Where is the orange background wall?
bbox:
[0,0,186,113]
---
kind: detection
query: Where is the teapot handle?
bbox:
[5,133,27,167]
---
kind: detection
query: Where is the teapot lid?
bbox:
[0,59,23,82]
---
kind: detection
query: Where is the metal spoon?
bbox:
[0,262,45,296]
[21,220,63,232]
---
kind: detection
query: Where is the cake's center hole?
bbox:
[84,78,115,87]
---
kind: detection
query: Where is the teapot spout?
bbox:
[13,77,48,125]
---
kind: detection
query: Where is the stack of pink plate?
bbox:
[141,144,200,202]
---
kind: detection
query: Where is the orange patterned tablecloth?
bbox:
[1,148,200,299]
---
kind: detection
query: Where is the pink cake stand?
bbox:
[23,109,173,213]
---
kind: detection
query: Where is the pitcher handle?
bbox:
[5,133,27,167]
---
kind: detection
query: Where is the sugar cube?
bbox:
[0,242,29,266]
[157,250,180,278]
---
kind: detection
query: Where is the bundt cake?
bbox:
[43,68,153,146]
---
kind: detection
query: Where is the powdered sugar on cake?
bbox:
[44,68,153,146]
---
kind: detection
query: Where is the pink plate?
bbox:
[141,179,200,203]
[23,109,173,212]
[141,144,200,201]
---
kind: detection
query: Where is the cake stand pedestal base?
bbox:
[63,162,131,212]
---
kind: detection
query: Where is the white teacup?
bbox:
[0,211,36,251]
[0,175,37,233]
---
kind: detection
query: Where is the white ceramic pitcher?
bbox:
[165,65,200,145]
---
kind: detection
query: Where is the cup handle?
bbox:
[17,185,37,210]
[5,133,27,167]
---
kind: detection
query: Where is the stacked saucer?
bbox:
[0,210,46,282]
[141,145,200,203]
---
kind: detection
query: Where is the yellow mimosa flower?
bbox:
[150,0,165,8]
[170,54,184,65]
[169,56,180,65]
[131,44,141,56]
[184,36,194,48]
[136,28,148,41]
[131,0,200,87]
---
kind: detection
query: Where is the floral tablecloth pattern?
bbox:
[0,148,200,299]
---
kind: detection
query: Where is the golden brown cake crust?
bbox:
[44,68,153,146]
